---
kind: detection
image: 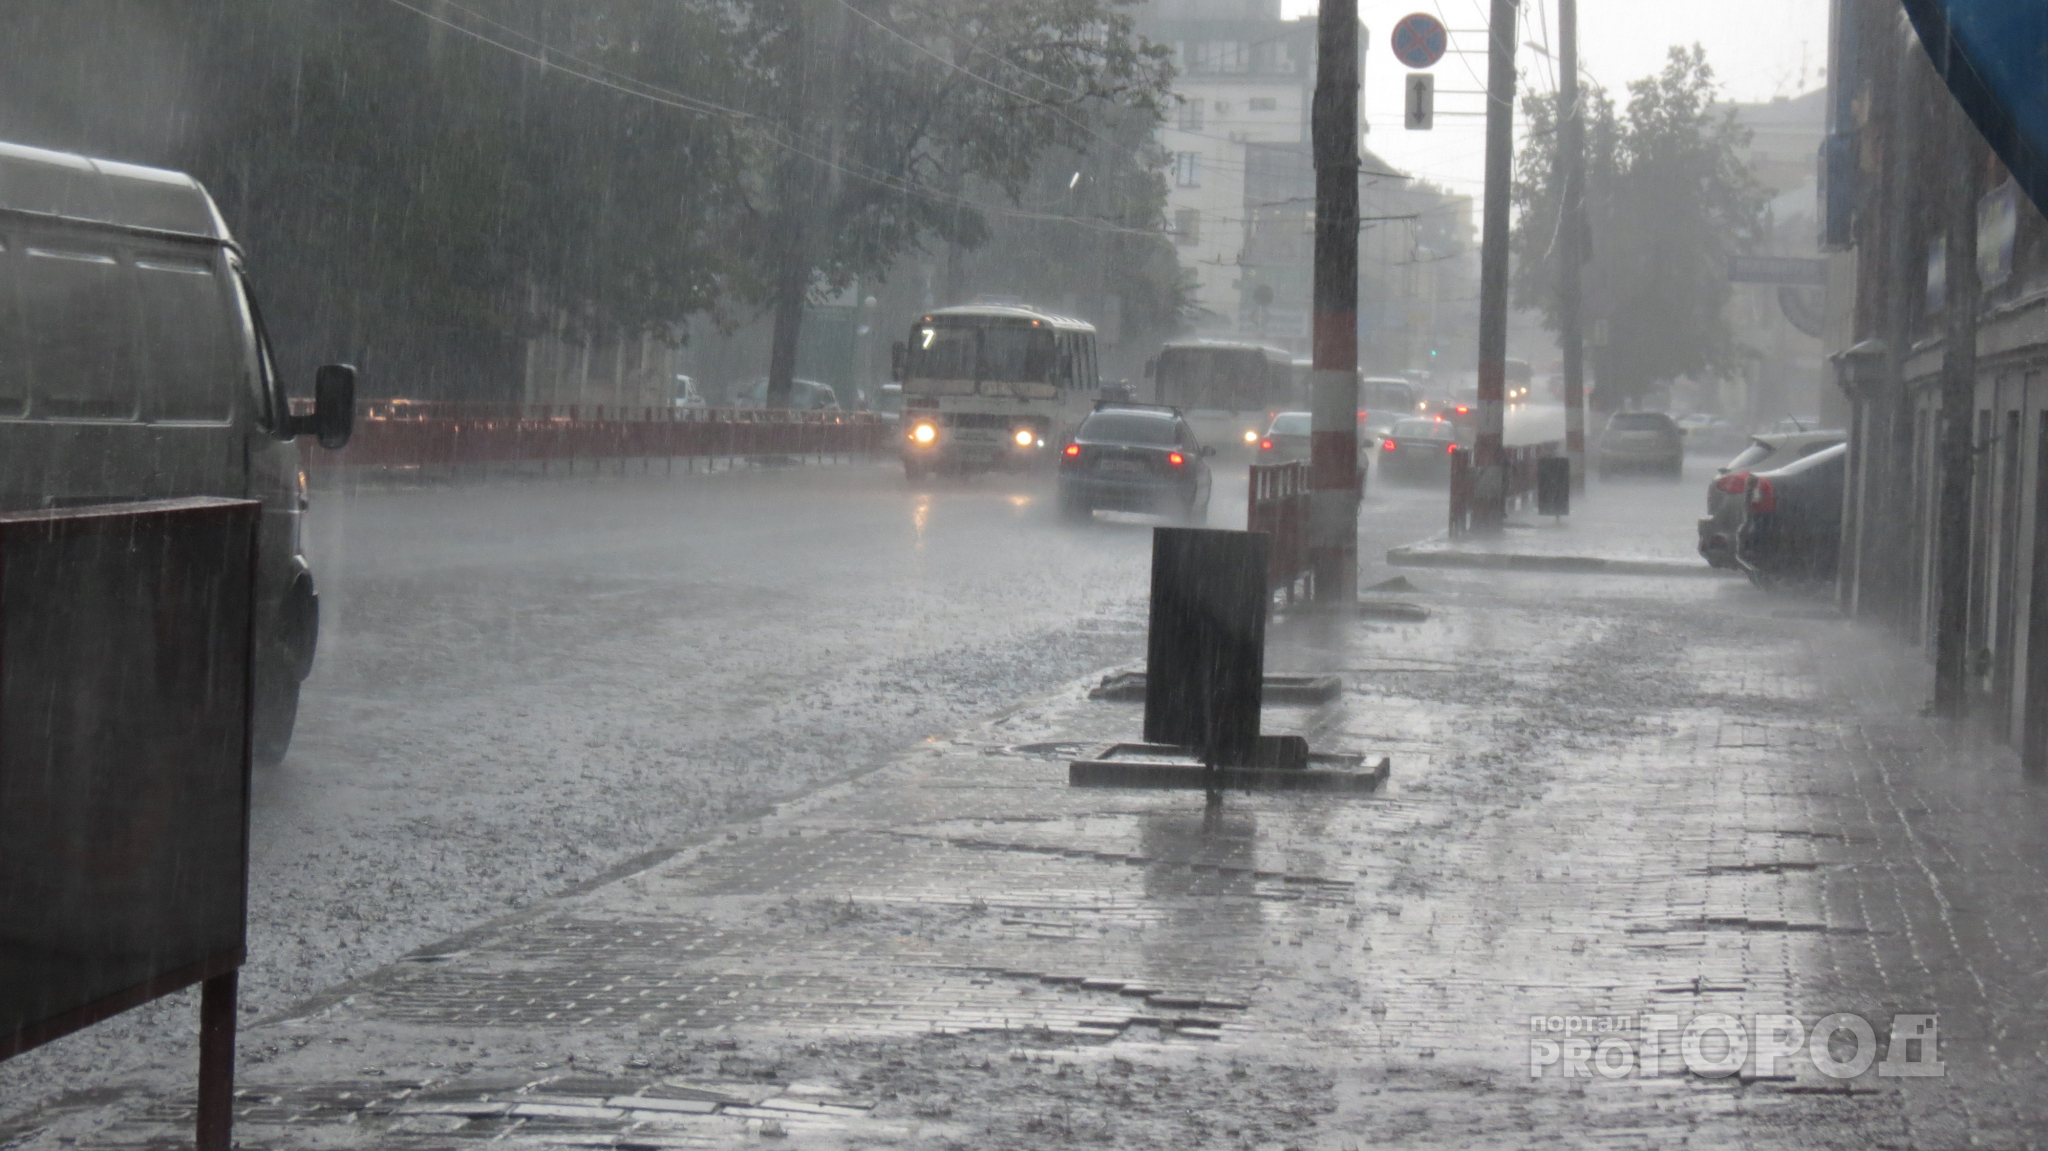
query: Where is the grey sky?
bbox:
[1279,0,1833,193]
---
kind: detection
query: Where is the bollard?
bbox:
[1143,528,1271,790]
[1537,456,1571,517]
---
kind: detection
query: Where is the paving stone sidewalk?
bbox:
[1386,473,1723,574]
[11,560,2048,1148]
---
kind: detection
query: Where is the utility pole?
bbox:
[1310,0,1360,601]
[1556,0,1586,491]
[1472,0,1518,529]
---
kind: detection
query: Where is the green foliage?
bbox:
[954,103,1196,341]
[1512,45,1767,406]
[0,0,1182,399]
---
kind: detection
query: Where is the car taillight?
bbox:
[1260,439,1273,451]
[1167,451,1185,467]
[1715,471,1748,494]
[1748,477,1776,514]
[1063,443,1080,457]
[1383,439,1397,451]
[1445,442,1457,454]
[1455,405,1470,415]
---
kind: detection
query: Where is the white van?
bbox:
[0,141,355,765]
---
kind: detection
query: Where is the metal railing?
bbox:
[1248,459,1312,602]
[299,400,892,480]
[1448,441,1562,538]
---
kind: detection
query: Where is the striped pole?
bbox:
[1558,0,1587,491]
[1309,0,1360,601]
[1472,0,1518,529]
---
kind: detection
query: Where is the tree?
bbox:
[1512,45,1766,407]
[946,102,1196,347]
[720,0,1173,406]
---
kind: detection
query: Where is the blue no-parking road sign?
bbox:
[1391,13,1448,70]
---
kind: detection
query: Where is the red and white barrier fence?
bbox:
[296,400,892,479]
[1249,460,1313,603]
[1449,441,1560,538]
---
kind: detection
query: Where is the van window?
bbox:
[0,242,25,417]
[136,255,234,423]
[235,271,284,434]
[20,243,140,420]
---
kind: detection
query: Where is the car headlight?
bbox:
[911,423,937,444]
[1014,428,1036,447]
[1243,429,1259,443]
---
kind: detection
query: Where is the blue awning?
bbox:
[1901,0,2048,213]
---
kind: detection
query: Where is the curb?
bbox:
[1386,543,1728,578]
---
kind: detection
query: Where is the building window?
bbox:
[1174,209,1200,246]
[1249,97,1277,112]
[1172,152,1200,187]
[1177,98,1204,132]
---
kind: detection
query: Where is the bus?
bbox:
[892,305,1099,478]
[1147,340,1297,454]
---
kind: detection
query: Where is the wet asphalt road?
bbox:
[1,450,1448,1116]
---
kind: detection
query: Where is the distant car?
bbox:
[1597,411,1685,479]
[673,374,707,409]
[1058,404,1214,524]
[871,382,904,425]
[732,377,842,411]
[1257,410,1311,464]
[1697,430,1846,569]
[1377,417,1461,483]
[1358,408,1407,443]
[1736,442,1849,589]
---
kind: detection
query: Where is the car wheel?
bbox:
[252,671,300,769]
[1183,493,1209,526]
[903,460,925,483]
[1058,490,1091,523]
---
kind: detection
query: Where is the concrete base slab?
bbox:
[1086,671,1344,703]
[1068,742,1390,792]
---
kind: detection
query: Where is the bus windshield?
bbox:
[907,323,1057,383]
[1156,347,1280,411]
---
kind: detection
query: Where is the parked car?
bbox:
[732,377,842,411]
[1736,442,1849,588]
[1057,403,1213,523]
[1596,411,1685,478]
[1697,430,1846,569]
[1377,417,1461,483]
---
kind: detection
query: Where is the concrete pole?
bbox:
[1310,0,1360,601]
[1556,0,1587,491]
[1472,0,1518,529]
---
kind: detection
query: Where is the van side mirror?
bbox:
[290,363,356,449]
[890,341,907,382]
[1143,357,1157,378]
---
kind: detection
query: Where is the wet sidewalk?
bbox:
[1386,468,1723,575]
[13,563,2048,1148]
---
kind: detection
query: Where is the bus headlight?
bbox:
[911,423,937,445]
[1014,428,1036,447]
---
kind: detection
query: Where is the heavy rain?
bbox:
[2,0,2046,1147]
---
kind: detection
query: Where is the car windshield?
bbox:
[1269,413,1311,435]
[1081,412,1179,445]
[1610,413,1674,431]
[906,323,1057,383]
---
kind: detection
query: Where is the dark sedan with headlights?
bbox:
[1058,404,1213,524]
